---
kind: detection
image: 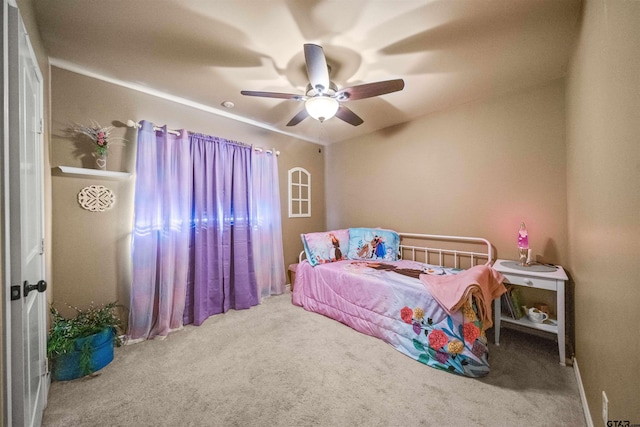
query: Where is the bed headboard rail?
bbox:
[397,233,493,268]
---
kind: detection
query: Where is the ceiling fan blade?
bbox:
[304,44,330,94]
[335,105,364,126]
[286,109,309,126]
[241,90,304,100]
[335,79,405,101]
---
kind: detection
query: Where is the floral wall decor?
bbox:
[77,185,115,212]
[72,120,125,170]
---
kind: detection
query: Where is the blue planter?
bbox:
[52,328,115,381]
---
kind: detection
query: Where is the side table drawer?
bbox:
[501,272,557,291]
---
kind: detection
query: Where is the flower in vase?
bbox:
[73,120,125,156]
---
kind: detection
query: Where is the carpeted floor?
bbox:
[42,293,586,427]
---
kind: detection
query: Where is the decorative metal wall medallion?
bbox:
[78,185,115,212]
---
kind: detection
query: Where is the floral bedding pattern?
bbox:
[400,300,488,376]
[292,259,492,377]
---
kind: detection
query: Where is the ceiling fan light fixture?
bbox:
[241,44,404,127]
[305,96,339,122]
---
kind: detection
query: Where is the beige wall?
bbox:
[49,67,324,318]
[326,79,568,266]
[566,0,640,425]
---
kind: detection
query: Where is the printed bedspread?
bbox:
[292,259,497,377]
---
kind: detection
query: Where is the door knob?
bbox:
[24,279,47,297]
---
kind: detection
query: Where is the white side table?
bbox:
[493,259,569,366]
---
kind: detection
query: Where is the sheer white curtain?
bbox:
[251,149,286,298]
[128,121,192,342]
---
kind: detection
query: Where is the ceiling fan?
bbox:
[241,44,404,127]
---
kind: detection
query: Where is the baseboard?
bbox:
[573,358,594,427]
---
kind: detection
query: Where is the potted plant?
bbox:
[47,301,124,381]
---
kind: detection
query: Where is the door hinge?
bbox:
[40,238,45,255]
[38,118,43,134]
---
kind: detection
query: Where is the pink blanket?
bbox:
[419,265,506,328]
[293,259,497,377]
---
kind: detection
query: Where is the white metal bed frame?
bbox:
[299,232,493,267]
[397,233,493,268]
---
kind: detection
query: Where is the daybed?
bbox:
[292,228,506,378]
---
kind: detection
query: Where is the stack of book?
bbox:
[501,285,525,319]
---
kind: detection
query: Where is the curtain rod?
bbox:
[127,119,181,136]
[126,120,280,156]
[253,147,280,156]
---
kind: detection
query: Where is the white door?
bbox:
[7,4,48,426]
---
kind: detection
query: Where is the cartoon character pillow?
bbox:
[301,229,350,267]
[347,228,400,261]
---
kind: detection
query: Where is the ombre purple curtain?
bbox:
[128,121,192,342]
[129,124,265,341]
[183,134,258,326]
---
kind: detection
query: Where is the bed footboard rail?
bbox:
[397,233,493,268]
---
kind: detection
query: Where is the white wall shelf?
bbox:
[56,166,131,179]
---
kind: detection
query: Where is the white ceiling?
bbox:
[33,0,582,145]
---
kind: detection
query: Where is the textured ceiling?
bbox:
[33,0,582,144]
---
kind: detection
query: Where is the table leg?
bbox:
[494,298,501,345]
[558,281,566,366]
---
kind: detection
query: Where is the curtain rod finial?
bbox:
[126,120,140,129]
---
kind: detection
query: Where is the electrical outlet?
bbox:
[602,391,609,424]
